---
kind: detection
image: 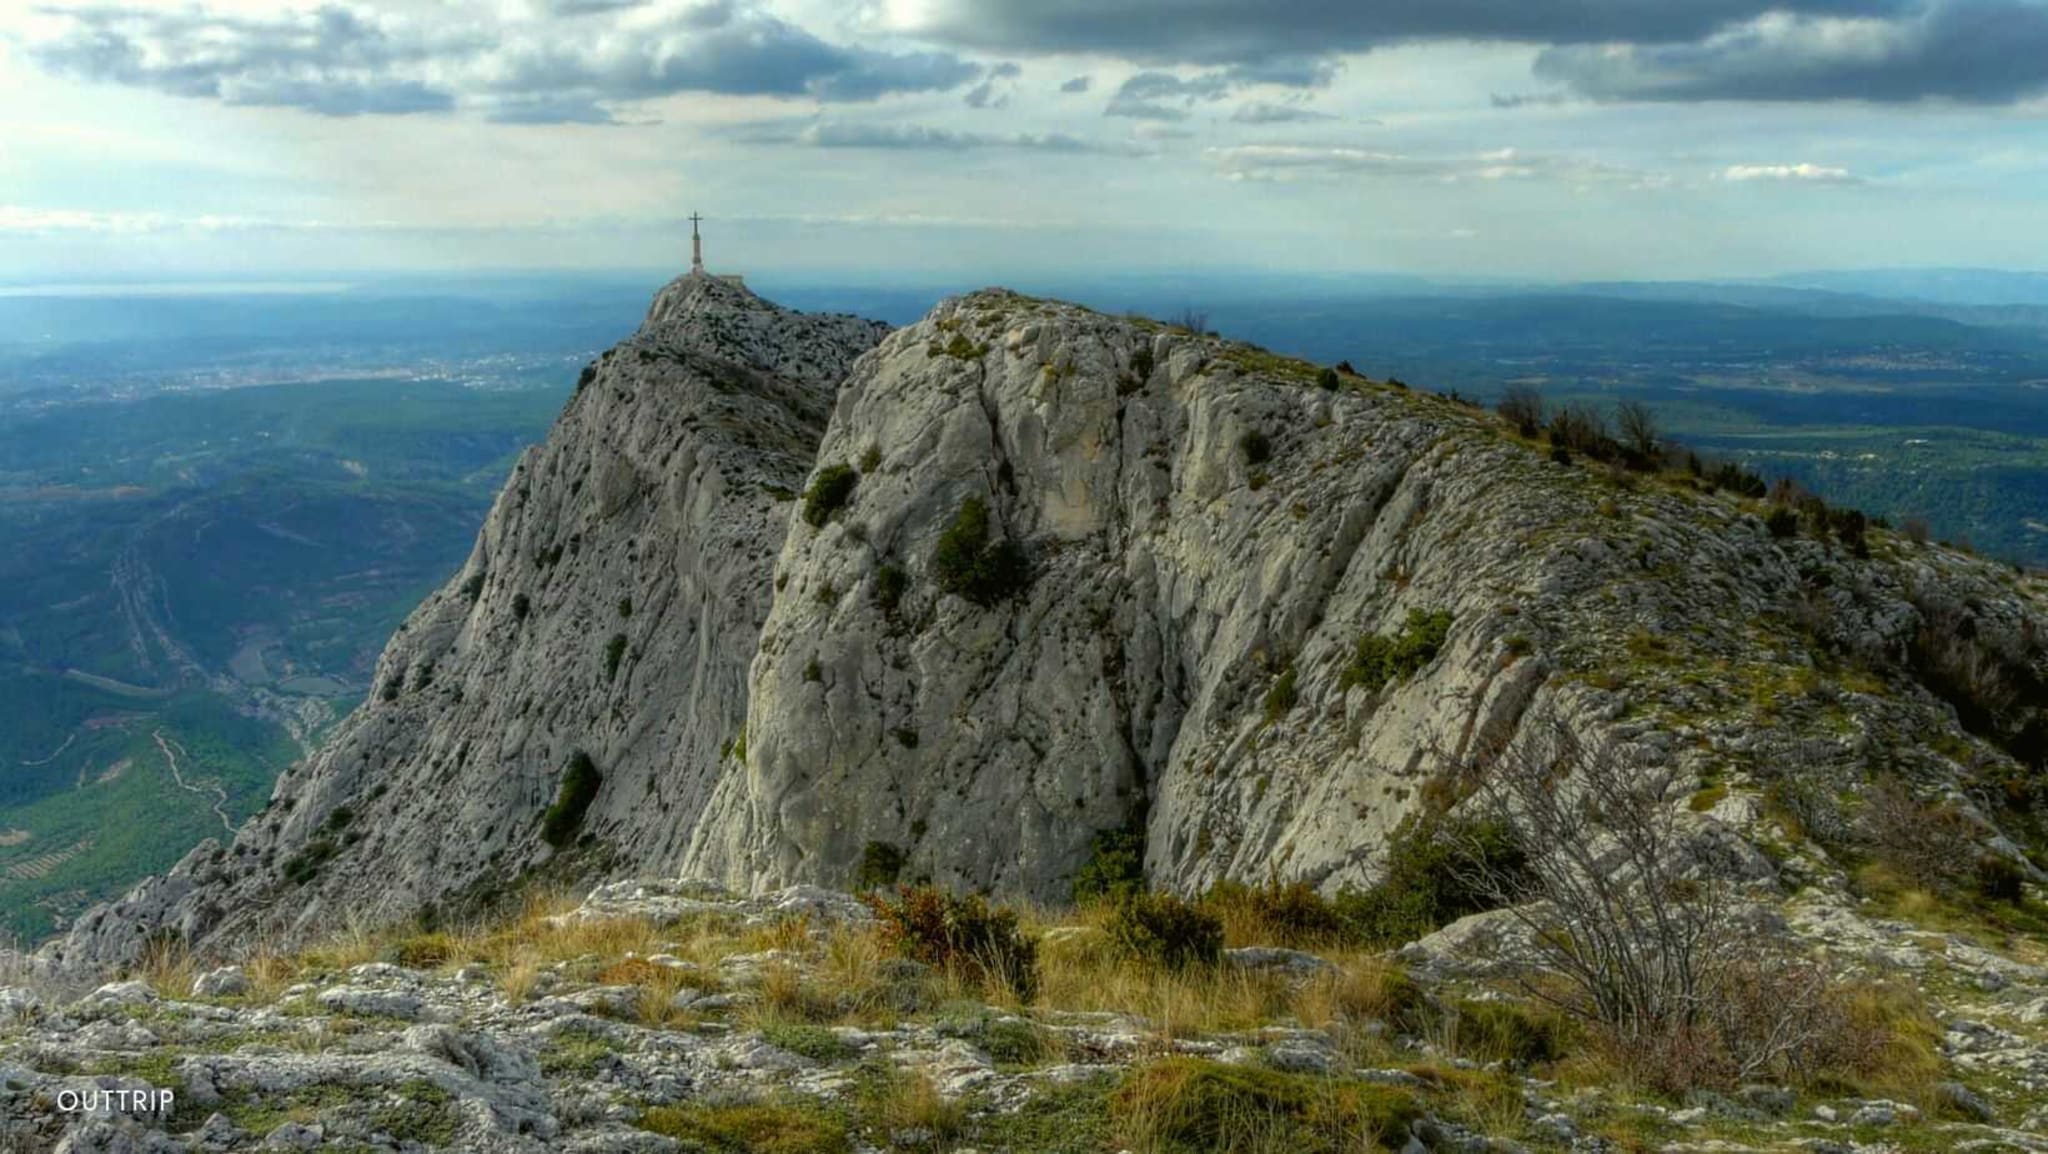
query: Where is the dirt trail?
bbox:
[155,729,233,835]
[19,733,76,767]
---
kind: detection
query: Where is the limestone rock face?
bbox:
[48,274,887,969]
[47,284,2048,965]
[684,290,2048,902]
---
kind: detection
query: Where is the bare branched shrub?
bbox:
[1857,777,1979,892]
[1615,400,1660,463]
[1448,725,1725,1043]
[1497,386,1546,438]
[1546,403,1613,460]
[1447,722,1841,1092]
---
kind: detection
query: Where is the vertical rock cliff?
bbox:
[684,290,2048,902]
[51,275,887,966]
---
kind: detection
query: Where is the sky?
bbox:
[1,0,2045,284]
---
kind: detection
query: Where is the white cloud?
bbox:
[1208,145,1671,190]
[0,207,284,234]
[791,120,1147,154]
[1722,162,1862,183]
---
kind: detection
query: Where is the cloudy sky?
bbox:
[2,0,2045,283]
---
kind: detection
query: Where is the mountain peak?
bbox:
[642,268,774,329]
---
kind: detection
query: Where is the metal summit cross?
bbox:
[689,212,705,274]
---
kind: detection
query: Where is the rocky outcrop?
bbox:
[48,284,2048,965]
[685,290,2048,902]
[48,274,887,969]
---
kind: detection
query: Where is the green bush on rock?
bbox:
[931,497,1031,607]
[541,751,602,848]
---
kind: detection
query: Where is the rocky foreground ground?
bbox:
[4,878,2048,1153]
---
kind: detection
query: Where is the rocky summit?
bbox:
[9,274,2048,1152]
[51,273,889,970]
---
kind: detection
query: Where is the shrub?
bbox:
[1450,998,1566,1065]
[1316,367,1340,391]
[932,497,1031,608]
[1239,430,1272,466]
[385,932,456,970]
[1339,609,1453,692]
[1766,506,1799,539]
[1905,593,2047,774]
[873,564,908,613]
[855,841,906,891]
[1615,400,1660,466]
[1902,515,1932,545]
[1858,777,1981,895]
[1439,721,1932,1095]
[866,885,1038,1000]
[940,333,987,360]
[1709,460,1768,499]
[1547,403,1613,460]
[859,444,883,473]
[1074,827,1147,905]
[1497,386,1545,438]
[281,836,338,886]
[1830,507,1870,556]
[1977,854,2027,904]
[460,571,487,601]
[603,633,627,683]
[761,1022,854,1063]
[617,596,632,619]
[1202,879,1345,948]
[1104,891,1223,971]
[1261,667,1298,722]
[1333,813,1526,947]
[1111,1059,1424,1153]
[1130,345,1155,382]
[802,463,859,528]
[638,1100,850,1154]
[541,751,602,848]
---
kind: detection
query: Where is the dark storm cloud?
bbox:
[1534,0,2048,104]
[1059,75,1092,93]
[1102,52,1337,120]
[909,0,2043,106]
[28,1,983,122]
[1103,69,1234,119]
[905,0,1911,65]
[963,60,1023,108]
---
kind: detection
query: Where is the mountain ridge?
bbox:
[44,277,2048,970]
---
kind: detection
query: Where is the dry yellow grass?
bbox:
[138,935,194,1000]
[869,1070,966,1144]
